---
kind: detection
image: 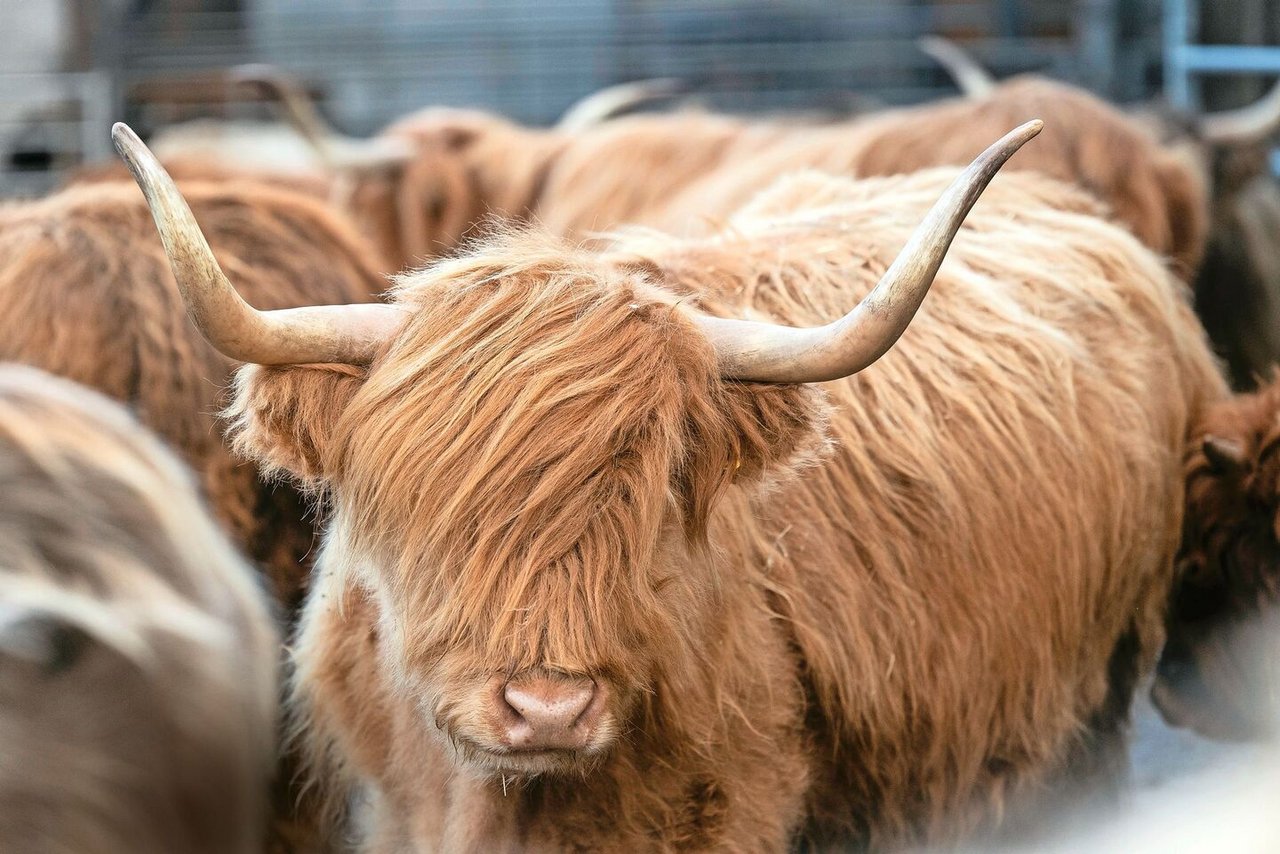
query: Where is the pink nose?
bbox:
[499,676,602,751]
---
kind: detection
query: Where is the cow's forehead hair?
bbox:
[327,236,728,666]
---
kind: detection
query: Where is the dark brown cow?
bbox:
[1156,375,1280,741]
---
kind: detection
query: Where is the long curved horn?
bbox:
[697,119,1043,383]
[231,64,415,172]
[918,36,997,98]
[1198,77,1280,144]
[556,79,687,132]
[112,122,406,365]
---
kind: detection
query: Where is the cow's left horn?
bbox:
[696,119,1043,383]
[112,122,406,366]
[556,79,687,132]
[1198,78,1280,144]
[232,64,415,172]
[918,36,997,99]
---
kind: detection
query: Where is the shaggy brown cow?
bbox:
[0,365,278,854]
[383,83,1210,282]
[0,178,386,609]
[1154,375,1280,742]
[116,117,1227,850]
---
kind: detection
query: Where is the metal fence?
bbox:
[0,0,1220,197]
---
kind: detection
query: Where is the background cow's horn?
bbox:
[696,119,1043,384]
[231,64,415,172]
[917,36,997,99]
[556,78,688,132]
[1198,78,1280,144]
[111,122,406,366]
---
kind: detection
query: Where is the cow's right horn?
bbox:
[918,36,996,99]
[697,120,1042,383]
[112,122,406,366]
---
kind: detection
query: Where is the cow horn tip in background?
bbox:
[917,35,997,99]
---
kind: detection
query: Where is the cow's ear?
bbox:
[225,363,367,489]
[718,382,831,485]
[677,380,830,537]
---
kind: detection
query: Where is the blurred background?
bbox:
[1,0,1277,196]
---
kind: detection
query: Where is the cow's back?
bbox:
[655,79,1208,279]
[670,168,1226,846]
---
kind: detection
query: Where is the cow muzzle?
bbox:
[444,672,617,776]
[497,675,605,751]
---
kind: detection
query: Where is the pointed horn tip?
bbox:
[110,122,145,168]
[110,121,135,148]
[110,122,154,174]
[1003,119,1043,147]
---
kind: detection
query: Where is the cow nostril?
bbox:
[498,676,603,750]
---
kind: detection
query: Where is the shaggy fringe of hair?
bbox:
[230,168,1225,849]
[0,365,278,854]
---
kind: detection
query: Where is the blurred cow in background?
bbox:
[0,365,277,854]
[636,75,1208,278]
[922,36,1280,388]
[115,118,1228,849]
[0,177,386,610]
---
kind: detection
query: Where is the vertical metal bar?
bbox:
[1079,0,1119,97]
[1164,0,1191,108]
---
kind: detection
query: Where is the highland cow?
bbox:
[1154,375,1280,742]
[0,178,387,610]
[115,116,1227,851]
[239,61,1212,289]
[0,365,278,854]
